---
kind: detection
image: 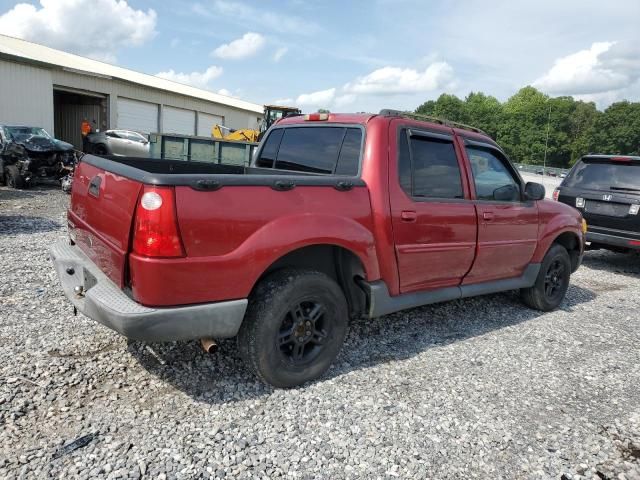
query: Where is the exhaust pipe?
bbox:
[200,338,218,354]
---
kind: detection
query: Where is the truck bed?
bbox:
[85,155,365,188]
[68,155,374,307]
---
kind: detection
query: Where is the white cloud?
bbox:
[533,42,638,94]
[212,32,266,60]
[293,61,458,111]
[208,0,321,35]
[296,88,337,107]
[155,66,223,89]
[344,62,455,95]
[334,94,357,108]
[273,47,288,62]
[0,0,156,62]
[272,98,294,105]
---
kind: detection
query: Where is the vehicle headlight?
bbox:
[582,219,588,234]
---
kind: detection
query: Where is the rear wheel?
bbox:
[93,144,108,155]
[521,244,571,311]
[237,269,348,388]
[5,165,25,189]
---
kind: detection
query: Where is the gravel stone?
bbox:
[1,185,639,479]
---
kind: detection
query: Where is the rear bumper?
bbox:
[586,230,640,250]
[49,240,247,341]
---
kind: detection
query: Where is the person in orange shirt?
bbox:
[81,118,92,152]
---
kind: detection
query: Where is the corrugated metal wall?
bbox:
[51,70,261,131]
[0,58,262,141]
[0,61,54,132]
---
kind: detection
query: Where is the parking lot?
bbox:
[1,186,639,479]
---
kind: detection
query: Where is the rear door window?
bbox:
[398,131,464,199]
[565,159,640,192]
[257,126,362,175]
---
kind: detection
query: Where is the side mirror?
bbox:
[493,184,519,201]
[525,182,545,201]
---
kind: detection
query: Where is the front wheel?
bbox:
[520,244,571,311]
[5,165,25,189]
[237,269,348,388]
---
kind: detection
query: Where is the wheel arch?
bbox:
[251,244,369,319]
[550,230,582,272]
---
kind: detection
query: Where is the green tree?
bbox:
[497,86,550,165]
[464,92,502,139]
[414,88,640,167]
[592,101,640,156]
[567,101,600,164]
[415,100,436,116]
[416,94,469,124]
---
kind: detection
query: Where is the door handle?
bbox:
[401,210,417,222]
[483,212,494,221]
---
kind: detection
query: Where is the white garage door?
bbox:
[117,98,158,134]
[163,106,195,135]
[197,112,224,137]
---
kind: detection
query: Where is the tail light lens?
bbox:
[133,186,185,257]
[552,188,560,201]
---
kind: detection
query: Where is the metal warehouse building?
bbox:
[0,34,263,149]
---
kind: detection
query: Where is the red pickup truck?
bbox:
[51,110,585,387]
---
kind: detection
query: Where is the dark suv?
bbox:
[555,155,640,252]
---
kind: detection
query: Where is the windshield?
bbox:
[564,159,640,191]
[5,126,53,141]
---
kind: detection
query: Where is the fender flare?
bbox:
[237,213,381,292]
[531,214,583,263]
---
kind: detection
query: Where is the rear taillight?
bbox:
[552,188,560,201]
[132,186,185,257]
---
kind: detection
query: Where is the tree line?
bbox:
[415,86,640,168]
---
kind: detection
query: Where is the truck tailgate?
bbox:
[68,160,142,287]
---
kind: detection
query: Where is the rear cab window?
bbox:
[565,157,640,192]
[255,126,363,175]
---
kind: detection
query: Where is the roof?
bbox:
[277,113,375,125]
[0,34,263,114]
[276,112,495,143]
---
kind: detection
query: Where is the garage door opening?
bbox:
[54,89,107,149]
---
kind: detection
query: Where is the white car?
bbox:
[86,130,149,157]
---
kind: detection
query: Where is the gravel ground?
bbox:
[1,185,639,480]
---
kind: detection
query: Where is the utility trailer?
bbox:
[148,132,258,166]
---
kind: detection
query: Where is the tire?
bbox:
[93,144,108,155]
[520,244,571,311]
[237,269,349,388]
[5,165,25,189]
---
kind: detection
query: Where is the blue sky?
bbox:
[1,0,639,111]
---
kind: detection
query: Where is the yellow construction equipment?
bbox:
[212,105,301,142]
[211,125,259,143]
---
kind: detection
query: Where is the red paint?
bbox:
[68,113,584,308]
[68,161,141,287]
